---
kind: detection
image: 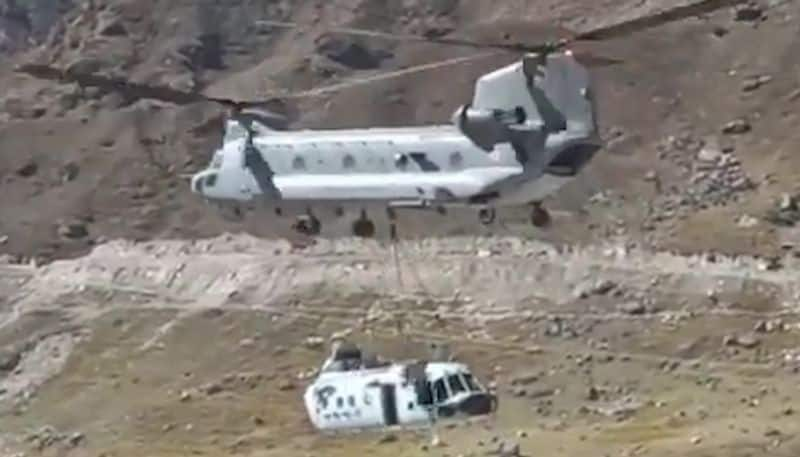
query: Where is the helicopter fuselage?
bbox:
[190,124,598,208]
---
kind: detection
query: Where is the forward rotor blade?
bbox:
[14,63,208,104]
[575,0,750,41]
[229,108,290,130]
[14,62,288,116]
[568,50,624,67]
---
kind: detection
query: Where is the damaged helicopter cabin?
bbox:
[303,341,497,431]
[190,51,601,237]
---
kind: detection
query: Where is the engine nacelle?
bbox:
[451,104,527,151]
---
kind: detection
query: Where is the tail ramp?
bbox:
[454,52,600,171]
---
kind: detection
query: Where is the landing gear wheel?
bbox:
[293,214,321,236]
[386,207,398,242]
[530,204,551,228]
[478,207,496,225]
[352,218,376,238]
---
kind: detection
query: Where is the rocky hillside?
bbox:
[0,0,73,54]
[1,0,799,262]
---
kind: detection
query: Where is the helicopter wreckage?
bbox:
[304,340,496,432]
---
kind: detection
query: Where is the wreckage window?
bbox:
[447,374,466,395]
[462,373,479,391]
[433,378,449,402]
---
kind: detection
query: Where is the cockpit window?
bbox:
[447,374,467,395]
[433,378,449,403]
[462,373,480,392]
[204,173,217,187]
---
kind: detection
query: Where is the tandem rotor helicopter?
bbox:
[16,0,748,240]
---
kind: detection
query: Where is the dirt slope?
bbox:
[3,235,800,457]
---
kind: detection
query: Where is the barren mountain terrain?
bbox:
[2,0,800,456]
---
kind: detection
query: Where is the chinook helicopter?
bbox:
[15,0,748,239]
[304,340,496,432]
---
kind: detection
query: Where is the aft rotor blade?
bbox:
[260,0,749,54]
[262,51,501,99]
[256,19,566,54]
[575,0,751,41]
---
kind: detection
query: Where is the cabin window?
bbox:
[433,378,449,403]
[408,401,414,410]
[449,152,463,168]
[408,152,439,172]
[343,154,356,169]
[347,395,356,407]
[447,374,467,395]
[336,397,344,409]
[394,153,409,170]
[292,156,306,170]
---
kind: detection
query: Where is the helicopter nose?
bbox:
[458,392,497,416]
[191,173,204,194]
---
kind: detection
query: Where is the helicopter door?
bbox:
[380,384,399,426]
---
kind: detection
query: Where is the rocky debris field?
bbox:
[2,234,800,456]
